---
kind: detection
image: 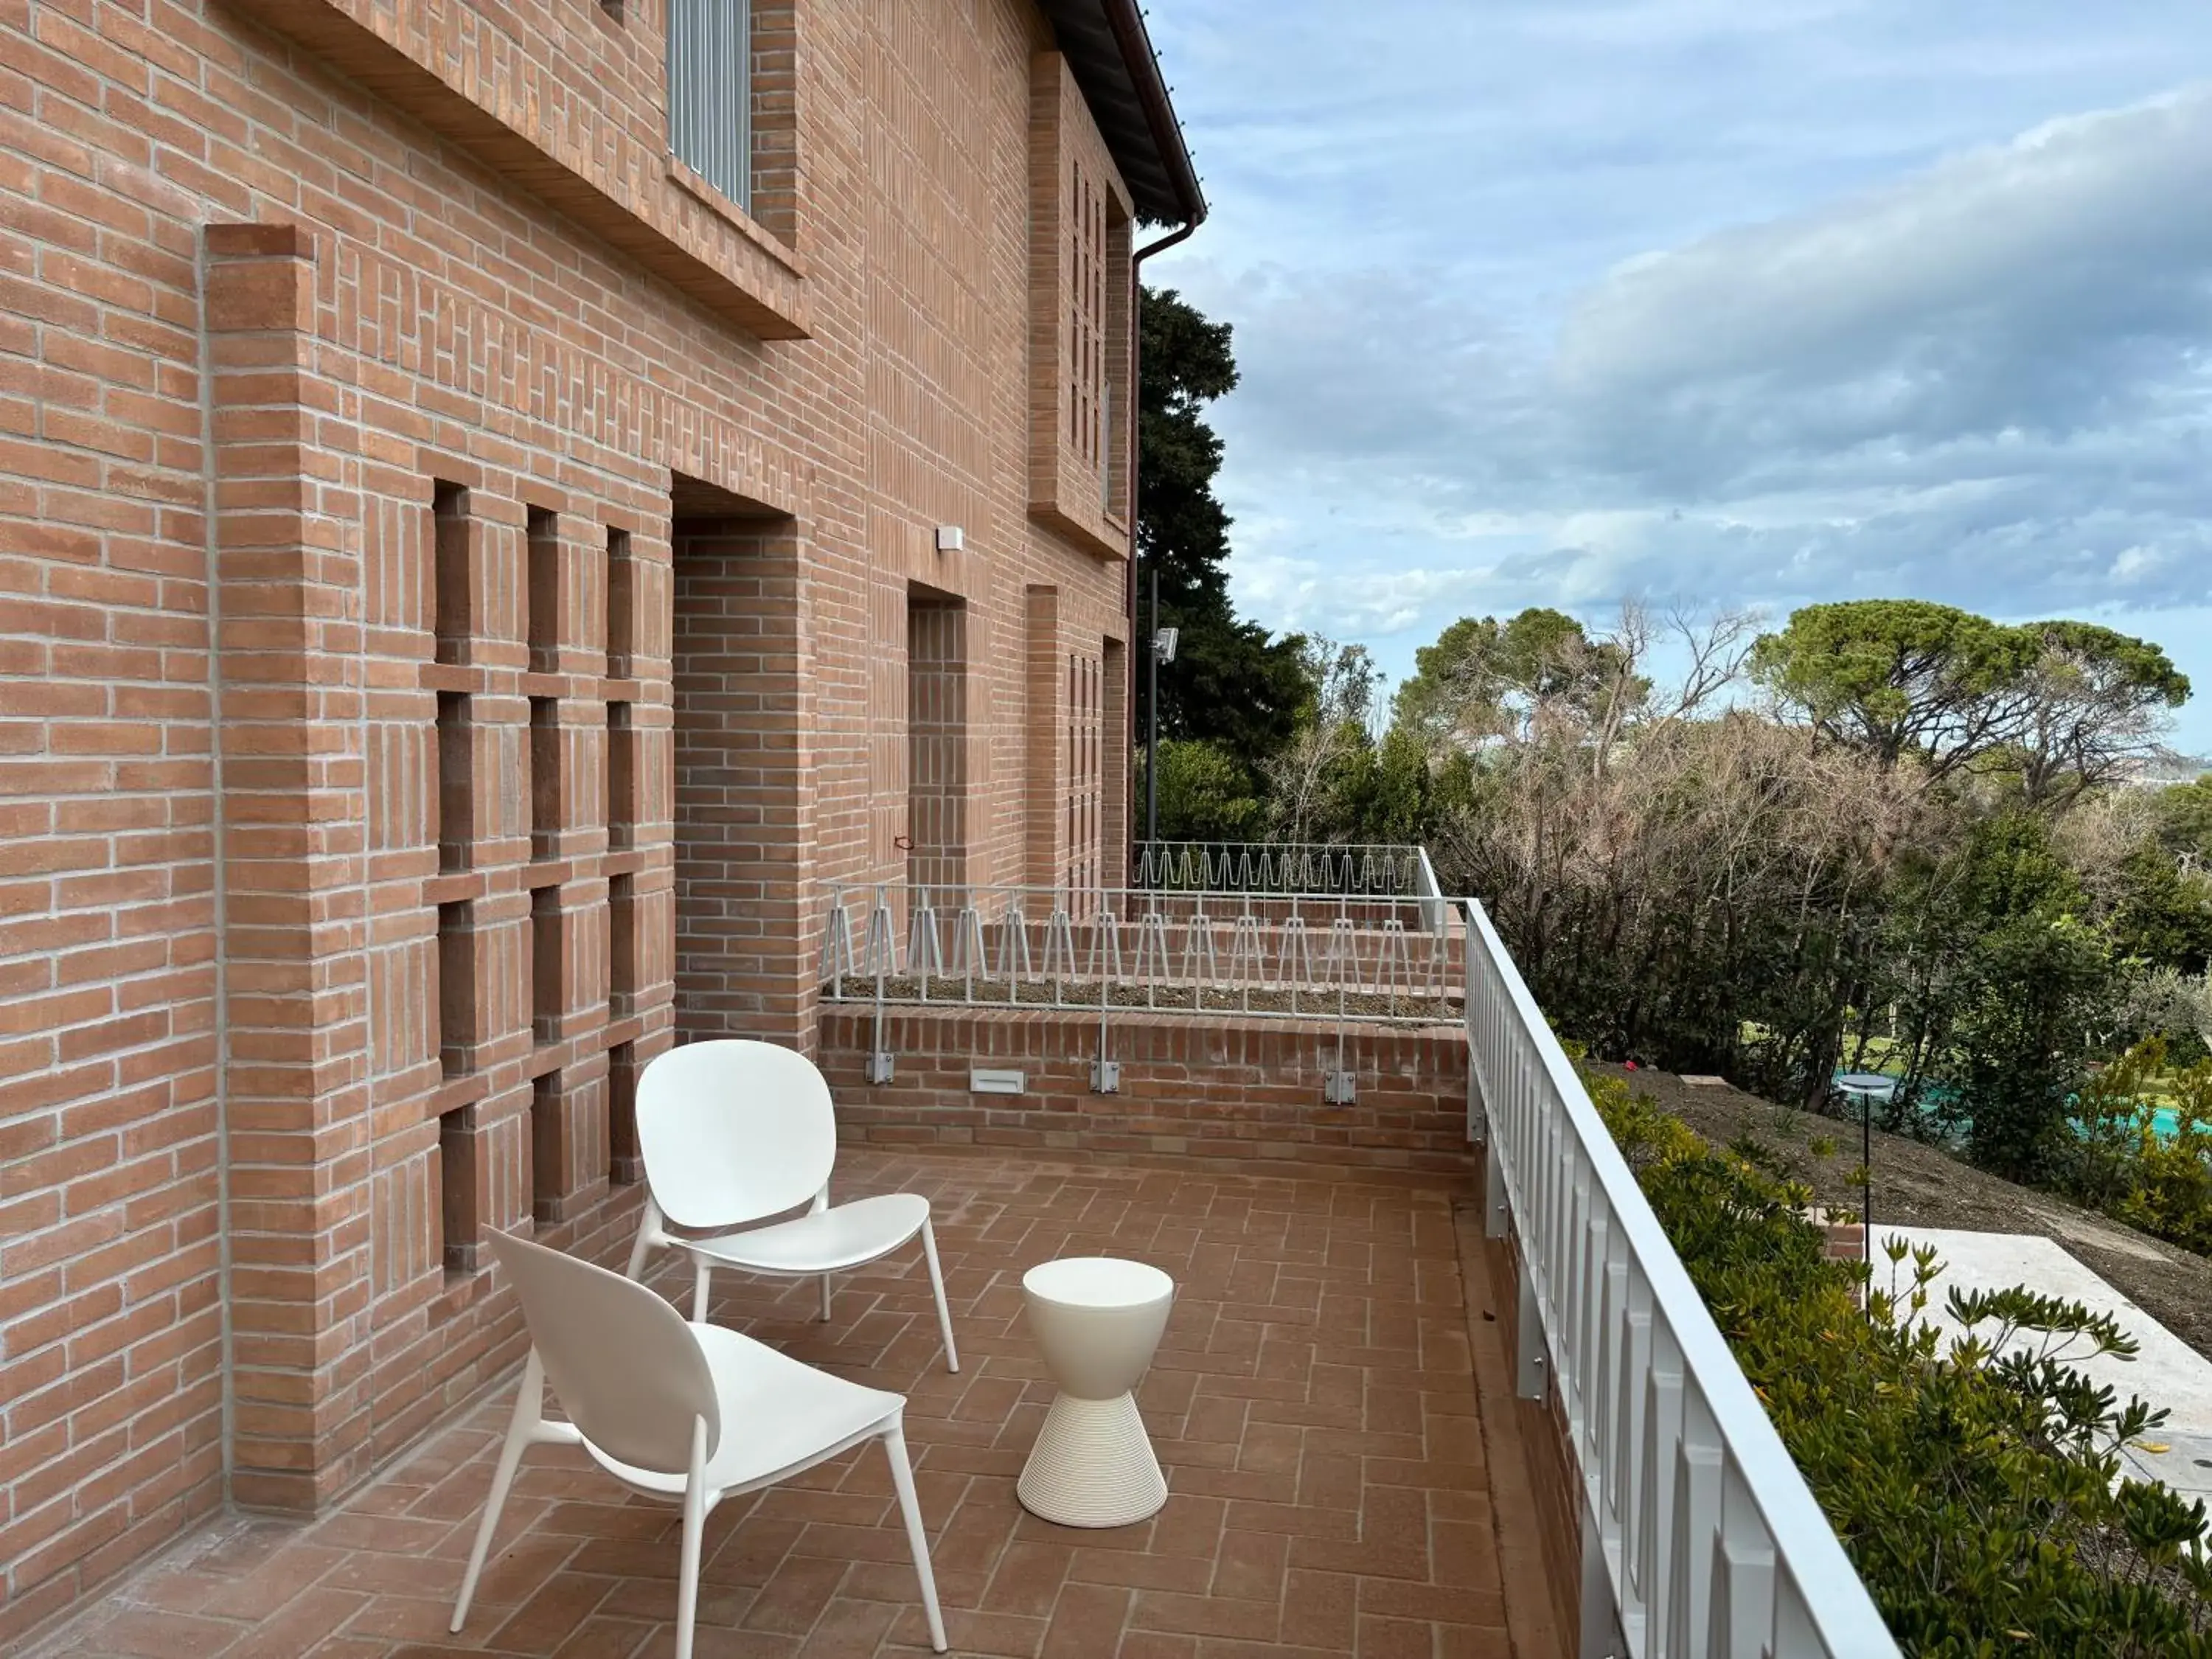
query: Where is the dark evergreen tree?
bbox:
[1138,287,1307,770]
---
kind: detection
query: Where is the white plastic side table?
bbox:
[1016,1256,1175,1528]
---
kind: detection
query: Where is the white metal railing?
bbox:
[1132,840,1429,897]
[821,880,1461,1023]
[1464,898,1899,1658]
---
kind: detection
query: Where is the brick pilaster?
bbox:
[204,223,375,1510]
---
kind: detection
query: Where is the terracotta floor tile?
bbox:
[1434,1626,1517,1659]
[740,1554,850,1635]
[549,1615,658,1659]
[484,1571,622,1651]
[1063,1544,1211,1595]
[891,1605,1047,1658]
[793,1596,899,1658]
[21,1151,1537,1659]
[1130,1587,1281,1642]
[220,1587,373,1659]
[1208,1531,1289,1604]
[48,1607,238,1659]
[195,1540,350,1620]
[1279,1570,1357,1652]
[303,1638,396,1659]
[1035,1582,1129,1659]
[977,1540,1073,1618]
[1351,1614,1434,1659]
[1352,1578,1506,1629]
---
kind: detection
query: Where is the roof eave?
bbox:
[1037,0,1207,228]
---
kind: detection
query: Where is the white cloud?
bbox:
[1555,87,2212,478]
[1149,4,2212,745]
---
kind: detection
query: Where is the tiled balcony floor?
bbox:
[27,1150,1533,1659]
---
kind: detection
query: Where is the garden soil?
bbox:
[1593,1062,2212,1366]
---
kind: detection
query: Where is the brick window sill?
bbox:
[1030,497,1134,562]
[223,0,810,341]
[666,156,806,281]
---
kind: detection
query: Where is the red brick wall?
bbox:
[1480,1209,1586,1656]
[819,1004,1473,1175]
[669,518,810,1044]
[1,0,1143,1639]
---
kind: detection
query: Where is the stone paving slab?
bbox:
[1877,1225,2212,1526]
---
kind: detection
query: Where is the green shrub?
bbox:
[2067,1037,2212,1256]
[1589,1064,2212,1655]
[1953,910,2116,1182]
[1141,738,1265,843]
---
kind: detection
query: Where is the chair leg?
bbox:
[813,1183,833,1323]
[625,1195,661,1281]
[883,1421,947,1653]
[919,1215,959,1374]
[674,1419,709,1659]
[450,1357,538,1632]
[692,1259,712,1323]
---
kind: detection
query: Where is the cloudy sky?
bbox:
[1141,1,2212,751]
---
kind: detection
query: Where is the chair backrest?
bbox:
[487,1230,718,1473]
[634,1039,839,1228]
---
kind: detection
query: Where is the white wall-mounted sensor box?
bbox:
[935,525,964,553]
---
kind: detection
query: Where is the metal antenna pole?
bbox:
[1145,566,1159,849]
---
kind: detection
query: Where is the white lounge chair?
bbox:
[449,1228,947,1658]
[624,1038,959,1372]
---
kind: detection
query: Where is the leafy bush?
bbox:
[2069,1038,2212,1256]
[1142,738,1265,842]
[1588,1064,2212,1655]
[2116,966,2212,1065]
[1952,909,2117,1180]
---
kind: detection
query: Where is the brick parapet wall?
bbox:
[1476,1191,1588,1656]
[818,1004,1473,1175]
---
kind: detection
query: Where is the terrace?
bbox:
[24,1151,1531,1659]
[20,850,1898,1659]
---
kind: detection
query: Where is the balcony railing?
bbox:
[1132,839,1441,900]
[819,879,1461,1024]
[816,862,1902,1654]
[1464,897,1900,1658]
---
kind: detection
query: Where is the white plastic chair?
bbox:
[450,1230,947,1658]
[625,1039,959,1372]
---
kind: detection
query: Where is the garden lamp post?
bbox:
[1836,1071,1893,1272]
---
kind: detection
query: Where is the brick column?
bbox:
[204,224,374,1509]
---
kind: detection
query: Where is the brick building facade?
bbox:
[0,0,1203,1638]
